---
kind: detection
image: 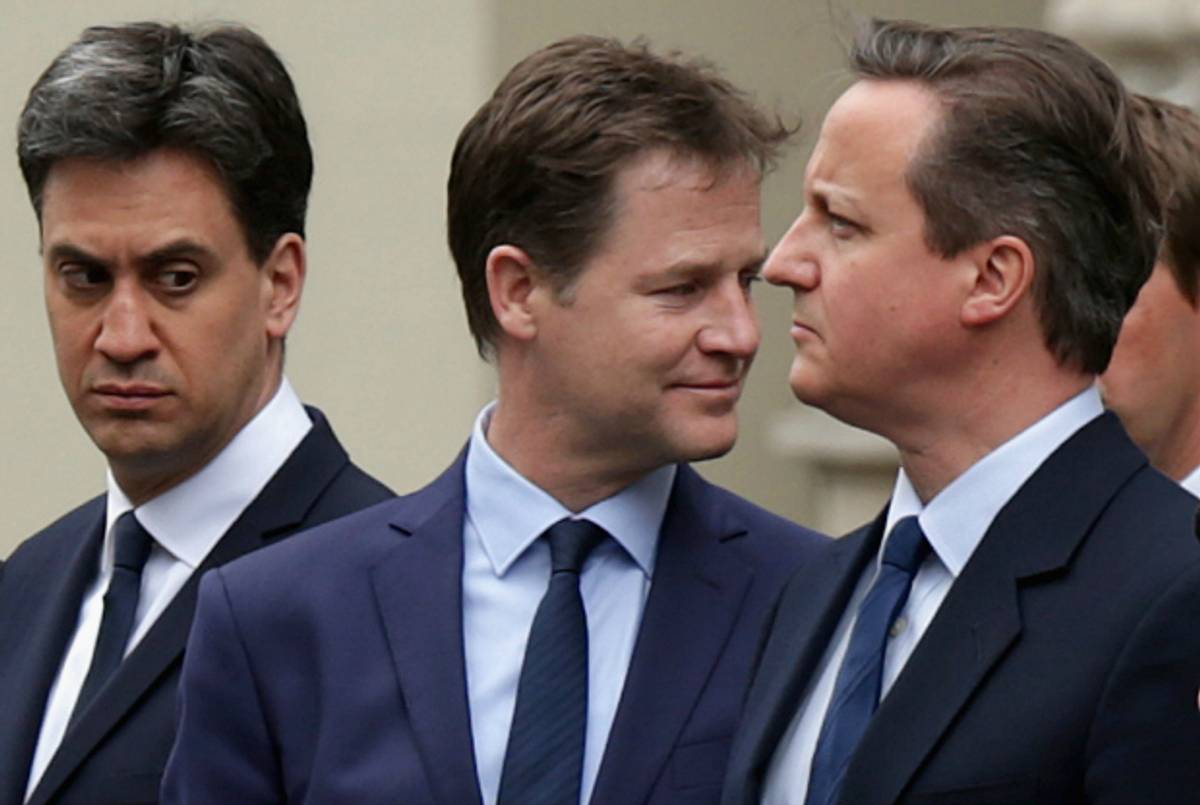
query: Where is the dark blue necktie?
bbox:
[70,511,154,727]
[497,518,606,805]
[805,516,930,805]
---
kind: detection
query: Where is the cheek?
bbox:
[46,312,91,375]
[1112,309,1155,368]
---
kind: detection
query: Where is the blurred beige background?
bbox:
[2,0,1049,557]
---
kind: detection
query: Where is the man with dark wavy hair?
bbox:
[723,19,1200,805]
[165,35,826,805]
[0,23,392,805]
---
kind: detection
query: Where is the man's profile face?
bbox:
[1101,259,1200,462]
[763,80,967,433]
[41,148,286,500]
[527,149,763,474]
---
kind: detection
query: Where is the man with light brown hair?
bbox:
[165,35,826,805]
[1101,94,1200,496]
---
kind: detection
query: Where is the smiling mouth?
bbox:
[673,377,744,396]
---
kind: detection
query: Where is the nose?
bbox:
[763,215,819,291]
[94,281,159,365]
[696,282,761,361]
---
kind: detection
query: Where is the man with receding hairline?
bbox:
[723,19,1200,805]
[165,35,826,805]
[0,23,391,805]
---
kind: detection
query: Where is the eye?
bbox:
[739,272,762,293]
[659,282,700,298]
[59,263,110,291]
[828,213,859,239]
[155,265,199,292]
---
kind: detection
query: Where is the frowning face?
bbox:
[41,148,297,501]
[764,80,968,434]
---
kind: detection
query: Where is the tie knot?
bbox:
[544,518,606,575]
[882,516,930,574]
[112,511,154,572]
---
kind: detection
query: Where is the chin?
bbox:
[670,420,739,463]
[786,373,821,407]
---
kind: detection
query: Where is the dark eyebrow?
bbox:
[140,239,217,266]
[44,242,106,266]
[43,238,218,267]
[807,188,832,213]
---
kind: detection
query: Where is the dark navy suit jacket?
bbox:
[0,409,393,805]
[162,455,826,804]
[722,413,1200,805]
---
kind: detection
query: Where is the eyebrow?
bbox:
[140,239,217,266]
[44,242,103,265]
[43,238,217,267]
[660,251,767,278]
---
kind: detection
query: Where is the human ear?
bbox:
[960,236,1035,327]
[262,233,306,340]
[485,244,541,342]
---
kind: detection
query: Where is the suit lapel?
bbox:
[729,516,881,802]
[370,455,483,805]
[0,502,104,805]
[840,413,1147,805]
[588,466,753,804]
[27,409,352,805]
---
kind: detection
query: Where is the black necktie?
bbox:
[70,511,154,726]
[497,518,606,805]
[805,516,930,805]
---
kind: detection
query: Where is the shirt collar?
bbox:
[104,377,312,570]
[885,386,1104,576]
[464,402,674,579]
[1180,464,1200,498]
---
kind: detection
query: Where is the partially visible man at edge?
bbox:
[163,35,827,805]
[0,22,393,805]
[723,18,1200,805]
[1101,93,1200,497]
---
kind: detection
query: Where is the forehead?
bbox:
[599,149,762,253]
[806,80,943,197]
[39,149,243,253]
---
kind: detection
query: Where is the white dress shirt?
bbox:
[462,403,675,805]
[25,379,311,801]
[1180,465,1200,497]
[763,387,1104,805]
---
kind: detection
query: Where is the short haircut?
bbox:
[1130,94,1200,306]
[18,21,312,264]
[849,18,1162,374]
[447,35,791,357]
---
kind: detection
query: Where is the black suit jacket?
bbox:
[723,413,1200,805]
[162,455,827,804]
[0,408,393,805]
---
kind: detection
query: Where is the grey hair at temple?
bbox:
[17,21,312,263]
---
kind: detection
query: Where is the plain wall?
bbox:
[2,0,1046,556]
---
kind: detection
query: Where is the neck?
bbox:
[485,400,652,513]
[896,371,1091,504]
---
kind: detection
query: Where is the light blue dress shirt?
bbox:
[462,403,676,805]
[763,386,1105,804]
